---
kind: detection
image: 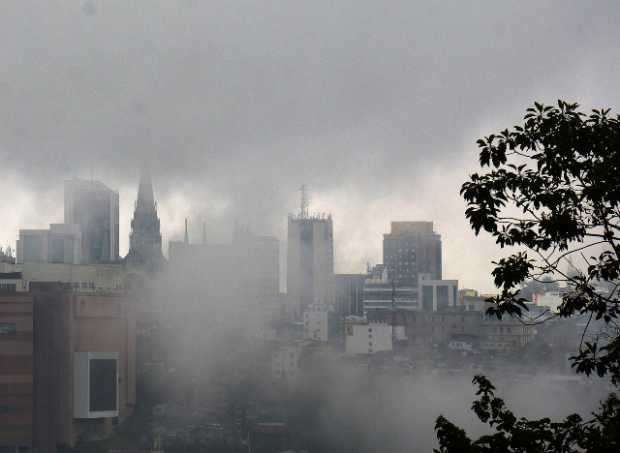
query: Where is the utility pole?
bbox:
[391,279,397,351]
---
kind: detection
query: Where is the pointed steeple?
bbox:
[137,167,155,208]
[126,167,164,270]
[184,218,189,245]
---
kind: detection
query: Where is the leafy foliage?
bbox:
[436,101,620,452]
[461,100,620,379]
[435,376,620,453]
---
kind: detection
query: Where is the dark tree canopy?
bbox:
[436,101,620,452]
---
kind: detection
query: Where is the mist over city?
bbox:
[1,2,619,452]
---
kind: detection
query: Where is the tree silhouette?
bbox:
[435,101,620,452]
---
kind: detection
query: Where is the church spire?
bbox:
[126,167,164,270]
[137,167,155,208]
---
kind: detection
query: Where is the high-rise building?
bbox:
[125,169,165,270]
[286,188,334,318]
[64,179,119,264]
[16,224,82,264]
[383,221,442,287]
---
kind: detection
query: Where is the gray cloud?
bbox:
[1,1,619,290]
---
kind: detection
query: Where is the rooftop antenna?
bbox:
[184,218,189,245]
[300,184,309,218]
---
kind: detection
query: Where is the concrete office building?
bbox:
[64,179,119,264]
[418,273,458,311]
[287,208,335,318]
[383,221,442,287]
[16,224,82,265]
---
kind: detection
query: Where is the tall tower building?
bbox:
[286,186,335,318]
[126,169,165,269]
[64,179,119,263]
[383,221,442,287]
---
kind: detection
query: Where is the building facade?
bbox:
[286,213,334,318]
[302,303,338,342]
[383,221,442,287]
[17,224,82,265]
[64,179,119,264]
[0,292,33,451]
[363,264,418,312]
[31,284,136,452]
[418,274,458,311]
[344,316,394,355]
[335,274,366,317]
[0,262,126,294]
[0,284,136,452]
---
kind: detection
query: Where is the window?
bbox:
[49,238,65,263]
[0,283,16,292]
[90,358,118,412]
[23,235,44,262]
[74,352,119,418]
[437,286,449,310]
[422,286,433,310]
[0,322,16,335]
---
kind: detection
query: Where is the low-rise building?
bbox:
[344,316,394,355]
[418,274,458,311]
[480,316,535,352]
[302,303,338,342]
[271,344,303,382]
[363,265,418,312]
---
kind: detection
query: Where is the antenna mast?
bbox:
[300,184,309,218]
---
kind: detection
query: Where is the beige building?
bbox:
[0,284,136,452]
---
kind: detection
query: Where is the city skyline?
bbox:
[2,2,619,294]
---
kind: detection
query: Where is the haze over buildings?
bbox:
[1,2,619,291]
[0,2,618,451]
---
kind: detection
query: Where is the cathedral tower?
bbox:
[126,168,165,270]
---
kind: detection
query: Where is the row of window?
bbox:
[0,283,17,292]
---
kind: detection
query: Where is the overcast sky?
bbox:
[1,1,619,291]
